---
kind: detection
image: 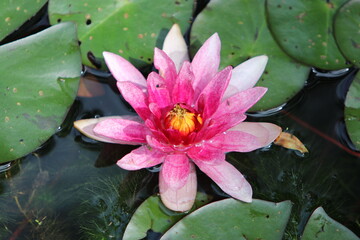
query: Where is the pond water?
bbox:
[0,66,359,239]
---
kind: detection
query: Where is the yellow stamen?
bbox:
[165,104,203,136]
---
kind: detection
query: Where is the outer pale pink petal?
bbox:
[191,33,221,98]
[207,130,262,152]
[117,145,165,170]
[213,87,267,118]
[162,24,189,72]
[172,61,195,105]
[194,160,252,202]
[147,72,171,108]
[198,112,247,141]
[117,81,151,120]
[92,117,149,144]
[196,66,232,119]
[160,162,197,212]
[154,48,177,92]
[230,122,282,148]
[103,51,147,88]
[161,153,191,189]
[223,55,268,99]
[74,116,146,145]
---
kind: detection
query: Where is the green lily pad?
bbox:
[345,71,360,150]
[0,0,47,41]
[48,0,193,69]
[301,207,359,240]
[190,0,310,111]
[123,193,213,240]
[0,22,81,162]
[161,199,292,240]
[334,0,360,68]
[266,0,350,70]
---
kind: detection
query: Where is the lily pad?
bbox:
[161,199,292,240]
[266,0,350,70]
[344,71,360,150]
[0,22,81,162]
[334,0,360,68]
[123,193,213,240]
[0,0,47,41]
[190,0,310,111]
[48,0,193,69]
[301,207,359,240]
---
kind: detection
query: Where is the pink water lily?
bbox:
[74,24,281,212]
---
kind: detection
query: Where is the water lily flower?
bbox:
[74,24,281,212]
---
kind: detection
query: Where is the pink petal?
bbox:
[161,153,191,189]
[207,130,262,152]
[193,159,252,202]
[162,24,189,72]
[172,61,195,105]
[117,145,165,170]
[198,112,247,141]
[154,48,177,93]
[103,51,147,88]
[223,55,268,99]
[74,116,146,145]
[213,87,267,118]
[196,66,232,119]
[146,135,174,153]
[147,72,171,108]
[116,81,151,120]
[191,33,221,99]
[92,117,149,144]
[159,162,197,212]
[187,144,225,165]
[230,122,282,148]
[148,102,162,119]
[145,119,170,143]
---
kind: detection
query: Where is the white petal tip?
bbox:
[162,24,189,72]
[102,51,114,59]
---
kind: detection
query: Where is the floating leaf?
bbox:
[0,22,81,162]
[301,207,359,240]
[274,132,308,153]
[48,0,193,69]
[0,0,47,41]
[190,0,310,111]
[334,0,360,68]
[266,0,350,70]
[161,199,292,240]
[123,193,213,240]
[344,71,360,150]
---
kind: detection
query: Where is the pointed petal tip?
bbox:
[162,24,188,72]
[102,51,119,61]
[102,51,111,57]
[229,177,253,203]
[167,23,182,37]
[256,55,268,66]
[206,32,221,47]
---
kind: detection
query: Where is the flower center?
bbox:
[165,104,203,136]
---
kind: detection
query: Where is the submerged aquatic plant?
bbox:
[74,25,281,212]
